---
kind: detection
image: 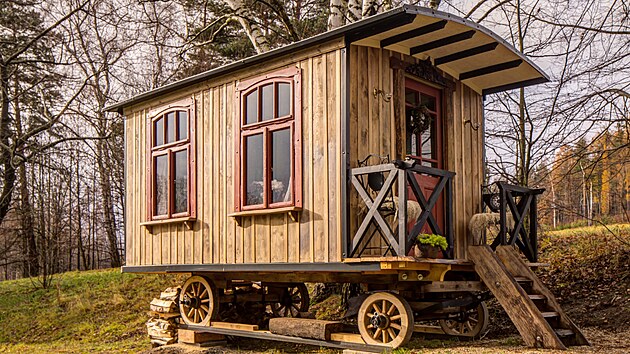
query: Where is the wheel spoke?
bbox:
[390,322,401,330]
[469,316,479,324]
[382,300,387,314]
[382,328,388,343]
[291,304,300,316]
[367,324,374,329]
[466,322,474,332]
[201,298,210,303]
[387,328,397,342]
[199,288,208,299]
[459,322,465,334]
[389,314,401,321]
[372,328,382,340]
[372,302,382,314]
[187,307,195,318]
[200,304,209,314]
[387,303,397,316]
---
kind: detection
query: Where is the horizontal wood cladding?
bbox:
[347,45,483,259]
[125,45,344,266]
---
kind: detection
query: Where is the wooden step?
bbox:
[541,311,559,318]
[528,294,546,301]
[555,329,575,337]
[526,262,550,268]
[514,276,532,283]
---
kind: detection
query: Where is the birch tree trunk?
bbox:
[362,0,379,18]
[224,0,270,53]
[328,0,345,30]
[346,0,362,24]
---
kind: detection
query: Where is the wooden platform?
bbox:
[180,324,389,353]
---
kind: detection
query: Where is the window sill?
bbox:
[140,216,196,233]
[229,206,302,224]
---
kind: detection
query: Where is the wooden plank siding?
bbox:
[123,40,484,267]
[123,40,346,266]
[347,45,484,259]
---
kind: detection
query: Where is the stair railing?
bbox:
[487,182,545,262]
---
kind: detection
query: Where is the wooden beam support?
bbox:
[482,77,549,95]
[380,20,448,48]
[434,42,499,65]
[410,30,475,55]
[460,59,523,80]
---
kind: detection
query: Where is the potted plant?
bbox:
[413,233,448,258]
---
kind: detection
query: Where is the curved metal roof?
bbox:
[106,5,548,113]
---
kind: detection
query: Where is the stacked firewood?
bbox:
[146,287,181,346]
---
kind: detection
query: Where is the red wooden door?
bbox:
[404,78,444,234]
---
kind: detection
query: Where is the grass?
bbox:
[539,223,630,271]
[0,269,184,353]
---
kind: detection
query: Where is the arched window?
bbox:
[147,97,196,220]
[235,67,302,211]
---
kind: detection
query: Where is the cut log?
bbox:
[178,329,225,343]
[150,298,177,313]
[268,318,345,340]
[160,287,181,301]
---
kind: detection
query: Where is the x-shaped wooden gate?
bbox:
[348,161,454,258]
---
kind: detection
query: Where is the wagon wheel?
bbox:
[270,283,309,317]
[179,276,219,326]
[439,301,489,337]
[358,292,414,348]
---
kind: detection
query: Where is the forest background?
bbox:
[0,0,627,285]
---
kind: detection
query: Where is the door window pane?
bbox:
[277,83,291,117]
[261,84,274,121]
[178,111,188,140]
[174,150,188,213]
[271,128,291,203]
[154,117,164,147]
[245,134,264,205]
[405,89,418,105]
[154,155,168,216]
[245,90,258,125]
[166,112,176,143]
[421,94,436,112]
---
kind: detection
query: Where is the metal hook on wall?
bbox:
[373,88,392,102]
[464,119,480,131]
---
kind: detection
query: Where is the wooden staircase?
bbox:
[468,245,590,349]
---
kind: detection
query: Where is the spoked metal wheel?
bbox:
[439,301,489,337]
[270,283,309,317]
[179,275,219,326]
[358,292,414,348]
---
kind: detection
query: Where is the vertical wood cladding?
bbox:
[124,41,483,266]
[125,41,345,266]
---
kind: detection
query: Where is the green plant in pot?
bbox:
[414,233,448,258]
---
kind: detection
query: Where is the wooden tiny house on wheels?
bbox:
[107,6,589,350]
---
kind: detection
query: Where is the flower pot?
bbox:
[413,244,443,259]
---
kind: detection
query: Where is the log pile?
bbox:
[146,287,181,346]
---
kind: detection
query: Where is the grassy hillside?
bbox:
[0,269,184,353]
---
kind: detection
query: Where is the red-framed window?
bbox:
[147,97,196,220]
[234,67,302,212]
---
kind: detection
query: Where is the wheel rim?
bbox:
[439,301,489,337]
[270,283,309,317]
[358,292,414,348]
[179,276,218,326]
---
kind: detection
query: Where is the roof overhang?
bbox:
[105,5,548,113]
[351,6,549,95]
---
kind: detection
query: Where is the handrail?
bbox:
[488,182,545,262]
[347,160,454,258]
